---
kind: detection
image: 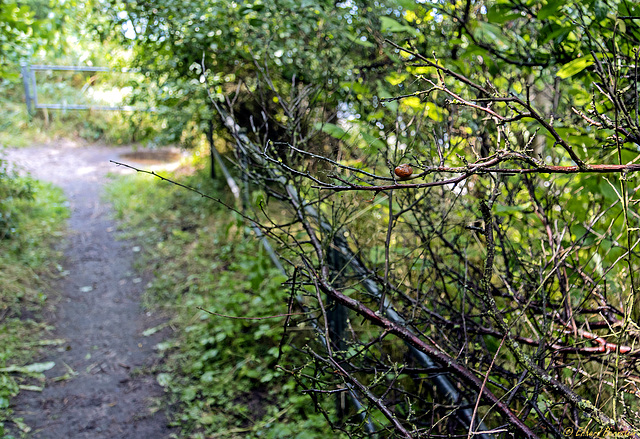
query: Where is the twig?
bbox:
[197,307,305,321]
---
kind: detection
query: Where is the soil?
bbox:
[4,139,179,439]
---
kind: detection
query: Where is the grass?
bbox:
[105,161,344,439]
[0,174,69,438]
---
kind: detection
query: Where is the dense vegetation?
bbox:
[4,0,640,437]
[0,162,68,437]
[101,0,640,437]
[0,0,161,148]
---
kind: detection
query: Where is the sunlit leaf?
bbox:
[556,55,594,78]
[0,361,55,373]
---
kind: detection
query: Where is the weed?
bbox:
[105,167,343,438]
[0,171,68,437]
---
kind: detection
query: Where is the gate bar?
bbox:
[21,64,152,113]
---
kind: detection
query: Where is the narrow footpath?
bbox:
[6,139,172,439]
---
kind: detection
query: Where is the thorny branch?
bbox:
[127,11,640,437]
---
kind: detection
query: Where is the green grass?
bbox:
[105,166,343,439]
[0,177,69,438]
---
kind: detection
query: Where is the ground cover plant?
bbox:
[0,157,68,437]
[106,162,344,438]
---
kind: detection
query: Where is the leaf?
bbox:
[380,16,418,36]
[316,122,347,139]
[426,103,445,122]
[474,21,509,50]
[599,178,620,203]
[143,323,168,336]
[19,385,44,392]
[494,203,532,216]
[13,418,31,433]
[556,55,594,79]
[346,33,375,48]
[385,72,407,86]
[402,96,422,110]
[537,0,563,20]
[157,373,172,387]
[360,132,386,152]
[487,4,521,24]
[31,338,66,346]
[0,361,55,373]
[377,82,398,112]
[539,26,571,46]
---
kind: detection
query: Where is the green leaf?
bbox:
[494,203,532,216]
[487,4,521,24]
[316,122,347,139]
[143,323,168,336]
[385,72,407,86]
[537,0,563,20]
[426,103,445,122]
[474,22,509,50]
[380,16,418,35]
[157,373,172,387]
[556,55,594,78]
[346,33,375,48]
[19,385,44,392]
[360,132,386,152]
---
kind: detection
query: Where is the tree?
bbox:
[107,0,640,437]
[0,0,70,80]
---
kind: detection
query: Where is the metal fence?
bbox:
[21,64,146,114]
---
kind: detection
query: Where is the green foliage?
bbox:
[83,0,640,435]
[0,87,162,147]
[0,172,68,436]
[0,0,72,80]
[100,0,410,147]
[0,0,168,148]
[105,167,343,438]
[0,158,33,239]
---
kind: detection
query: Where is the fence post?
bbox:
[21,63,34,115]
[30,66,38,110]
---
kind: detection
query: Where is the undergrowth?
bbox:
[105,166,343,439]
[0,161,68,438]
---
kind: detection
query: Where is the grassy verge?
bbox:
[105,164,343,439]
[0,172,69,437]
[0,97,159,149]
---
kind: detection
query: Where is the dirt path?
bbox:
[5,139,174,438]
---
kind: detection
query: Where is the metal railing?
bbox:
[20,64,149,114]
